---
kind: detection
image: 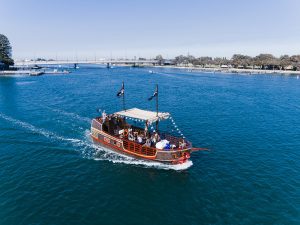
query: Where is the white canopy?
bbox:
[114,108,170,123]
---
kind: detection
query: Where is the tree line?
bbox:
[156,54,300,71]
[0,34,14,69]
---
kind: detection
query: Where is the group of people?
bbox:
[119,127,161,148]
[100,111,186,150]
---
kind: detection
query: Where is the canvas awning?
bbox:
[114,108,170,123]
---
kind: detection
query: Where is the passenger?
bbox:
[179,139,186,149]
[114,129,118,136]
[101,110,107,124]
[143,138,151,147]
[154,132,161,142]
[137,135,143,144]
[113,125,121,136]
[122,129,128,139]
[144,121,149,136]
[152,132,162,147]
[128,130,135,141]
[151,132,157,144]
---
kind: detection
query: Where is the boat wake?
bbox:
[45,107,91,123]
[16,81,37,85]
[94,155,193,170]
[0,113,192,170]
[0,113,69,141]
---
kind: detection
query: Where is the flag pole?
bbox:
[122,81,125,111]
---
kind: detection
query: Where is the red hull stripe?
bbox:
[91,135,157,160]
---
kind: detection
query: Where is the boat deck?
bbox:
[93,117,191,151]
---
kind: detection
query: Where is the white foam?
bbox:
[0,113,193,170]
[0,113,84,145]
[45,107,91,123]
[53,109,91,123]
[16,81,36,85]
[92,143,193,171]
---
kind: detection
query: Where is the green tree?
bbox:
[289,55,300,71]
[186,54,195,64]
[213,57,230,66]
[253,54,278,69]
[174,55,185,65]
[279,55,290,70]
[197,57,213,67]
[231,54,253,68]
[0,34,14,68]
[155,54,164,65]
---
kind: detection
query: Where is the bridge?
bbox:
[15,59,158,67]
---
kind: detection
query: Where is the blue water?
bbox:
[0,66,299,225]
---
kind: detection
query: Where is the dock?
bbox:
[0,69,71,76]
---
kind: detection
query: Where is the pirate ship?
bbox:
[91,82,206,164]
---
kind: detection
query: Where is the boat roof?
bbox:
[114,108,170,123]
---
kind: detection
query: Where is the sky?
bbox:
[1,0,300,60]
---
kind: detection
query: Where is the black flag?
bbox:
[117,82,124,97]
[148,85,158,101]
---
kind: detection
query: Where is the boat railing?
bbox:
[161,133,192,149]
[92,118,103,131]
[122,139,156,157]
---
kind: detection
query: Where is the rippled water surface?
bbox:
[0,66,299,225]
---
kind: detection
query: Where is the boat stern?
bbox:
[155,148,192,164]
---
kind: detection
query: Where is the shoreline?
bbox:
[151,65,300,75]
[2,64,300,76]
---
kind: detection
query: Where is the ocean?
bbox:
[0,66,299,225]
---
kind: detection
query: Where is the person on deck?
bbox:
[151,131,160,146]
[154,132,160,142]
[102,110,107,124]
[143,138,151,147]
[137,135,143,144]
[144,121,149,137]
[179,139,186,149]
[128,129,135,141]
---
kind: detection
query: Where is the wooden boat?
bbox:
[91,83,206,164]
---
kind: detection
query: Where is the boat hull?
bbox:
[91,127,191,165]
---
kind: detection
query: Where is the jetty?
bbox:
[0,69,71,76]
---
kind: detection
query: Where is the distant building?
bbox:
[284,65,293,70]
[163,59,175,66]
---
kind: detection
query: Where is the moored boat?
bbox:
[30,71,44,76]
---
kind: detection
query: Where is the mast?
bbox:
[156,84,158,131]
